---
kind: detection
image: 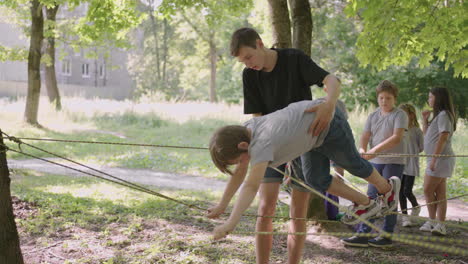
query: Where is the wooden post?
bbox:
[0,130,24,264]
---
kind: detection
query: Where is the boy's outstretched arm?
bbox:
[207,158,249,218]
[212,161,268,240]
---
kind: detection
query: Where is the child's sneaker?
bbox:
[368,235,393,248]
[419,221,433,232]
[431,223,447,236]
[401,215,414,227]
[341,199,381,225]
[341,235,369,247]
[379,176,401,214]
[411,206,421,217]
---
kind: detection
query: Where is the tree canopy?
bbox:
[346,0,468,78]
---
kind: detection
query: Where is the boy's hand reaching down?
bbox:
[213,223,234,240]
[207,205,226,219]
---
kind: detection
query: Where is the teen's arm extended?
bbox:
[429,132,450,171]
[359,131,371,159]
[366,128,405,159]
[212,161,268,240]
[206,159,249,218]
[305,74,341,136]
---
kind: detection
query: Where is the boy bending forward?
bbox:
[208,100,400,240]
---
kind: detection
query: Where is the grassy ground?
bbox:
[3,96,468,263]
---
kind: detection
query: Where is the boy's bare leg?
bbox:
[363,168,392,194]
[327,176,369,205]
[287,189,310,264]
[256,182,280,264]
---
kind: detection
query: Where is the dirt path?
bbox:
[9,158,467,221]
[8,158,226,192]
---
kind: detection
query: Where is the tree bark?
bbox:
[25,0,44,126]
[268,0,327,220]
[162,18,168,88]
[209,35,217,102]
[148,0,161,82]
[266,0,291,48]
[0,131,24,264]
[44,4,61,110]
[289,0,312,56]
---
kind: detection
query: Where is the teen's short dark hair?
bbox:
[230,28,261,57]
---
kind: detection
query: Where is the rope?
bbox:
[3,132,466,226]
[3,132,467,255]
[2,143,206,211]
[1,136,208,150]
[3,136,467,157]
[271,166,468,256]
[232,231,468,256]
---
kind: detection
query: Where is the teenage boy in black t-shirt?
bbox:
[206,28,341,264]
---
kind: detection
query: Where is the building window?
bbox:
[61,59,71,76]
[99,64,105,78]
[82,63,90,78]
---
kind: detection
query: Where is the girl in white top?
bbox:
[419,87,457,236]
[399,104,424,227]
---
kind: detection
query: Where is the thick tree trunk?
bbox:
[44,4,61,110]
[289,0,312,56]
[0,131,24,264]
[268,0,327,220]
[209,36,217,103]
[24,0,44,126]
[266,0,291,48]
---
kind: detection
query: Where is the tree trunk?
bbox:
[148,0,161,82]
[289,0,312,56]
[266,0,291,48]
[268,0,326,220]
[162,18,168,88]
[0,130,24,264]
[24,0,44,126]
[44,4,61,111]
[209,35,217,103]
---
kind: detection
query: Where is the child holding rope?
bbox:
[207,99,400,241]
[342,80,408,248]
[419,87,457,236]
[399,104,423,227]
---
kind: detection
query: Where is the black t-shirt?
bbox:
[243,48,329,115]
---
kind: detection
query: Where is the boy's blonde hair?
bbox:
[209,125,250,175]
[376,80,398,98]
[399,103,420,128]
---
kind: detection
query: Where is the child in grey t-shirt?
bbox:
[419,87,457,236]
[399,104,424,227]
[207,99,401,241]
[344,80,408,248]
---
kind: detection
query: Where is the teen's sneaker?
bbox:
[380,176,401,214]
[411,206,421,217]
[401,215,414,227]
[431,223,447,236]
[419,221,433,232]
[341,235,369,247]
[368,235,393,248]
[341,199,381,225]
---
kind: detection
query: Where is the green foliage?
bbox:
[311,2,468,120]
[346,0,468,78]
[0,45,28,61]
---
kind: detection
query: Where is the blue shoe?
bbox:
[368,235,393,248]
[341,235,369,247]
